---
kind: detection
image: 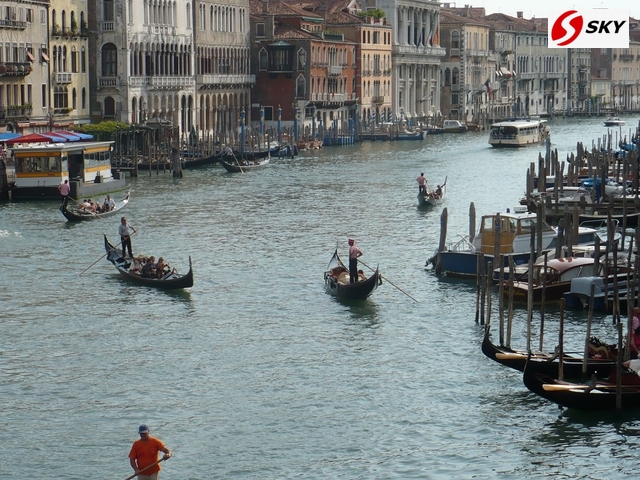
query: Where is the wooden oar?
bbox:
[542,384,593,392]
[358,260,418,303]
[124,457,165,480]
[231,151,245,173]
[79,232,137,276]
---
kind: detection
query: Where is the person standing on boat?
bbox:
[119,217,136,259]
[58,179,70,207]
[128,424,171,480]
[348,238,363,284]
[417,173,426,194]
[630,307,640,359]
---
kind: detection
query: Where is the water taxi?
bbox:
[442,119,467,133]
[603,116,624,127]
[7,141,126,200]
[488,119,549,148]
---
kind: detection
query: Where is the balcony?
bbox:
[0,105,32,118]
[328,65,342,75]
[0,18,27,29]
[98,76,118,88]
[267,63,293,74]
[199,74,255,88]
[619,53,634,61]
[101,21,114,32]
[55,72,72,84]
[0,62,32,77]
[372,95,385,105]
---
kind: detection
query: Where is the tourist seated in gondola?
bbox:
[129,255,147,274]
[103,194,116,212]
[434,185,443,198]
[155,257,169,278]
[78,199,96,213]
[141,256,156,277]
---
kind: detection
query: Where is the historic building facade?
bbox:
[0,0,50,133]
[376,0,444,126]
[89,0,196,137]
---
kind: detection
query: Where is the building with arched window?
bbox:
[90,0,196,138]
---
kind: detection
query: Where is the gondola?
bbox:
[60,190,130,221]
[417,177,446,207]
[481,327,616,378]
[523,360,640,410]
[103,235,193,289]
[323,249,381,300]
[219,155,270,173]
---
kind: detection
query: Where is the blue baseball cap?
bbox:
[138,425,149,434]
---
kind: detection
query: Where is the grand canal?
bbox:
[2,115,640,479]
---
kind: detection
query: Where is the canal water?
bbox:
[2,115,640,479]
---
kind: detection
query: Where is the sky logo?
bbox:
[549,9,629,48]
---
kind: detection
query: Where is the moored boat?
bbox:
[442,120,467,133]
[7,141,126,200]
[324,249,381,300]
[60,190,130,221]
[482,327,616,379]
[428,208,556,278]
[488,119,549,147]
[104,235,193,289]
[523,361,640,411]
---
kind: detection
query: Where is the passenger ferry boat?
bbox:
[7,141,126,200]
[488,119,549,148]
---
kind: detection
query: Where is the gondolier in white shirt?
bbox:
[348,238,363,284]
[119,217,136,258]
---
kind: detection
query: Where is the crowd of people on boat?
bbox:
[128,254,174,279]
[77,194,116,214]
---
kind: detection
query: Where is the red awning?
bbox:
[5,133,58,145]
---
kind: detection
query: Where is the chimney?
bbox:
[262,0,268,15]
[517,11,523,18]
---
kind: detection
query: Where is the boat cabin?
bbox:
[488,119,549,147]
[8,141,125,200]
[473,212,556,255]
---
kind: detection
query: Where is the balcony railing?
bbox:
[310,93,355,103]
[128,76,195,88]
[199,74,255,86]
[619,53,634,61]
[0,105,32,118]
[55,72,72,84]
[372,95,385,105]
[0,18,27,29]
[98,76,118,87]
[101,21,114,32]
[0,62,32,76]
[328,65,342,75]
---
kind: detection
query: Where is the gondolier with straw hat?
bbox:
[348,238,363,284]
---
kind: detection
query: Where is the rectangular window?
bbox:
[26,8,33,22]
[256,23,265,37]
[42,84,47,107]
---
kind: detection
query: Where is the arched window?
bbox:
[451,30,460,49]
[186,3,191,28]
[81,47,86,72]
[297,49,306,70]
[61,10,66,33]
[296,75,306,97]
[452,67,459,85]
[259,48,267,70]
[104,96,116,117]
[72,88,77,110]
[444,68,451,86]
[82,87,87,109]
[102,43,117,76]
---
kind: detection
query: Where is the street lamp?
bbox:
[311,104,316,140]
[293,102,299,144]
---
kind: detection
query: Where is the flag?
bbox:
[484,79,491,95]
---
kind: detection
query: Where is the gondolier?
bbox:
[417,173,426,194]
[119,217,136,258]
[348,238,363,284]
[58,179,70,207]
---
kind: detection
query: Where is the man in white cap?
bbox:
[348,238,363,284]
[129,424,171,480]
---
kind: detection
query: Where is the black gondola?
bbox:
[219,155,270,173]
[481,327,616,378]
[61,191,130,221]
[323,249,381,300]
[104,235,193,289]
[522,361,640,410]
